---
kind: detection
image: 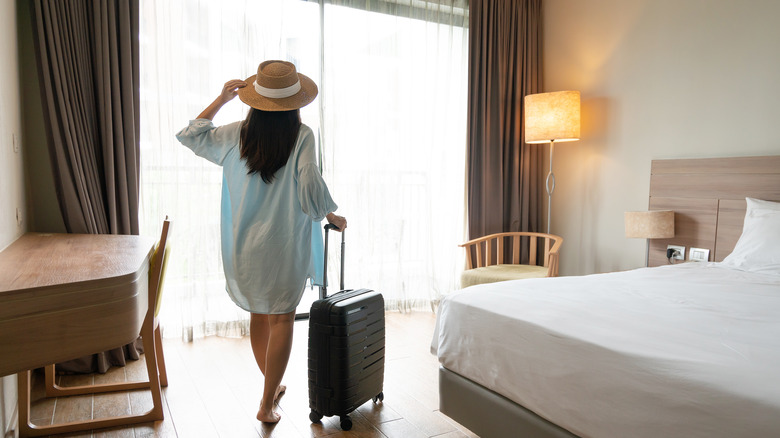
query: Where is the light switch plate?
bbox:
[690,247,710,262]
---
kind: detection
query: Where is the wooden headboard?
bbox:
[646,155,780,267]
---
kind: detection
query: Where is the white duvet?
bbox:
[432,263,780,438]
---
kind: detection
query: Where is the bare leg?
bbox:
[250,314,288,401]
[255,311,295,423]
[249,313,270,375]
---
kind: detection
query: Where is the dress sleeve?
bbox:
[175,119,242,165]
[295,126,338,221]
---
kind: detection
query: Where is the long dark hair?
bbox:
[240,108,301,183]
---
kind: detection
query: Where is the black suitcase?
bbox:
[307,224,385,431]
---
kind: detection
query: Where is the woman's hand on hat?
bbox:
[326,213,347,231]
[219,79,247,104]
[196,79,247,119]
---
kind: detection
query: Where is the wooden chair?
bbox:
[459,232,563,288]
[18,218,172,437]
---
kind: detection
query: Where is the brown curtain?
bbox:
[31,0,139,236]
[466,0,542,241]
[31,0,141,373]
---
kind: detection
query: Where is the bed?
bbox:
[432,155,780,438]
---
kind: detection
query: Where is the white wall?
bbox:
[0,1,24,246]
[0,0,24,435]
[544,0,780,275]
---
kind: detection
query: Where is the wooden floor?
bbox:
[25,312,478,438]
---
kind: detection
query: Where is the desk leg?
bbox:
[17,370,33,438]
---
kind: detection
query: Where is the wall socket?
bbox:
[666,245,685,261]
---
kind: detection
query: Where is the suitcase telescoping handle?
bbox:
[322,224,345,297]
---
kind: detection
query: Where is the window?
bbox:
[139,0,468,339]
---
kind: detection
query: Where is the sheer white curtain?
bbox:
[139,0,468,340]
[139,0,321,340]
[319,1,469,311]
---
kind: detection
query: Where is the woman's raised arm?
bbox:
[197,79,247,120]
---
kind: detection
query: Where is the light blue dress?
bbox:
[176,119,337,314]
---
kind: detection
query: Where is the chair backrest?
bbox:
[147,218,171,323]
[460,232,563,275]
[154,245,171,317]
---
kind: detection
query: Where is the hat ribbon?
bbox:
[254,79,301,99]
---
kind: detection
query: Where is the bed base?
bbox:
[439,366,578,438]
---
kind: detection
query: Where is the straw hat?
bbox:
[237,60,318,111]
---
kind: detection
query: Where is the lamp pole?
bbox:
[545,140,556,234]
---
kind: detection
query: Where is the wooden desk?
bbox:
[0,233,154,377]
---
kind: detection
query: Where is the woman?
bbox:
[176,60,346,423]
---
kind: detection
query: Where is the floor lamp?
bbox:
[524,91,581,234]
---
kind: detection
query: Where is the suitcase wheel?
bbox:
[309,410,323,423]
[372,392,384,403]
[340,416,353,431]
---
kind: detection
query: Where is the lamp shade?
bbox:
[624,210,675,239]
[524,91,581,144]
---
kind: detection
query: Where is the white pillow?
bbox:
[720,198,780,275]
